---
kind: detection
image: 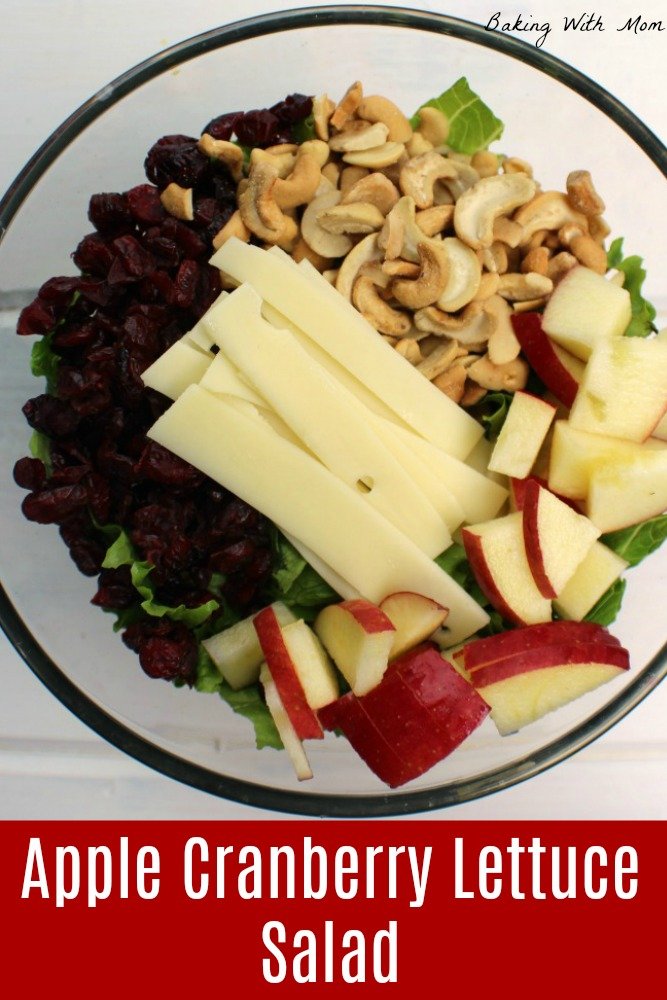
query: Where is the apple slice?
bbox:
[470,640,630,735]
[541,265,631,360]
[259,663,313,781]
[547,421,667,501]
[487,391,557,479]
[460,620,622,673]
[554,541,629,621]
[202,601,296,689]
[379,591,449,658]
[568,336,667,442]
[509,475,582,514]
[318,644,489,787]
[253,606,323,739]
[652,410,667,443]
[314,598,395,695]
[462,512,552,626]
[511,312,582,408]
[280,619,339,710]
[586,448,667,532]
[522,480,601,598]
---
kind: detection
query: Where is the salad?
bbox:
[13,78,667,788]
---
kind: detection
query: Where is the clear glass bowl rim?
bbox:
[1,4,665,817]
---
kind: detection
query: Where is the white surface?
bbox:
[1,0,666,819]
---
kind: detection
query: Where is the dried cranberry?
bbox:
[144,134,211,190]
[91,566,136,609]
[69,537,106,576]
[235,109,281,148]
[126,184,166,226]
[123,619,197,683]
[270,93,313,125]
[173,260,200,309]
[23,395,80,438]
[17,298,57,336]
[110,234,156,280]
[160,217,206,259]
[37,276,82,308]
[88,192,134,235]
[142,233,181,269]
[72,233,116,276]
[22,484,88,524]
[134,440,203,488]
[202,111,243,141]
[209,539,257,574]
[13,456,47,491]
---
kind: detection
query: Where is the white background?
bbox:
[1,0,665,818]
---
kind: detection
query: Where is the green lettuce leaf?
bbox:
[584,578,627,627]
[269,529,338,619]
[29,430,52,472]
[601,514,667,567]
[480,391,513,440]
[411,77,504,154]
[606,237,657,338]
[194,645,281,749]
[292,113,316,143]
[30,334,60,390]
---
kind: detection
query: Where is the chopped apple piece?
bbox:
[547,421,667,500]
[586,448,667,531]
[460,619,622,673]
[487,391,557,479]
[652,410,667,443]
[280,620,339,710]
[253,606,323,740]
[202,601,296,690]
[462,512,553,626]
[259,663,312,781]
[314,599,395,696]
[541,265,631,360]
[379,592,449,658]
[554,542,629,621]
[471,641,630,735]
[511,312,583,408]
[522,480,600,598]
[318,644,489,787]
[568,337,667,442]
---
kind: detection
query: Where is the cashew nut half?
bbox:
[399,151,458,210]
[435,238,482,313]
[513,191,589,246]
[352,275,412,336]
[454,173,537,250]
[357,95,413,143]
[301,189,353,258]
[391,240,450,309]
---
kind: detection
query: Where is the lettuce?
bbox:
[194,645,281,749]
[30,334,60,391]
[601,514,667,567]
[480,391,513,440]
[584,578,627,627]
[606,237,657,338]
[411,77,504,154]
[269,529,338,620]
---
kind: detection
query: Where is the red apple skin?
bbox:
[522,479,559,599]
[318,694,409,788]
[510,476,582,514]
[471,640,630,689]
[511,312,579,408]
[461,526,530,627]
[253,606,323,740]
[462,620,621,672]
[337,598,396,634]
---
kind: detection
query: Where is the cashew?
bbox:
[335,233,383,300]
[454,173,537,250]
[513,191,589,245]
[342,141,406,169]
[513,297,550,313]
[395,338,423,365]
[321,161,341,187]
[378,196,427,262]
[382,259,420,278]
[298,139,331,168]
[472,271,501,301]
[341,172,400,215]
[440,162,481,202]
[417,340,465,381]
[239,161,293,242]
[250,146,297,178]
[466,353,529,391]
[547,251,579,283]
[569,234,608,274]
[339,166,369,198]
[484,296,521,364]
[471,150,500,178]
[291,236,331,272]
[497,272,554,301]
[502,157,534,177]
[399,151,459,209]
[521,245,550,276]
[198,135,245,181]
[317,201,385,235]
[416,204,454,236]
[330,81,363,130]
[357,95,413,143]
[301,189,353,258]
[328,121,390,153]
[492,217,524,248]
[160,182,194,221]
[589,215,611,244]
[433,365,468,402]
[436,237,482,312]
[212,209,250,250]
[479,242,509,275]
[313,94,335,140]
[274,152,322,209]
[460,383,488,408]
[406,133,434,157]
[391,240,450,309]
[566,169,606,217]
[352,275,412,336]
[359,261,392,288]
[414,302,491,345]
[415,106,450,146]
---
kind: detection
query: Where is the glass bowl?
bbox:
[1,5,665,816]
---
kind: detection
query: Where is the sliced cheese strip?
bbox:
[203,284,450,558]
[183,290,228,351]
[199,349,266,406]
[372,415,509,525]
[211,238,483,459]
[141,338,212,400]
[148,385,489,645]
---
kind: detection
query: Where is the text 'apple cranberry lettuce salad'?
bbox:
[13,78,666,787]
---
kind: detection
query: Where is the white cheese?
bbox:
[211,238,483,459]
[203,284,450,558]
[148,385,489,645]
[199,349,266,406]
[141,338,212,400]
